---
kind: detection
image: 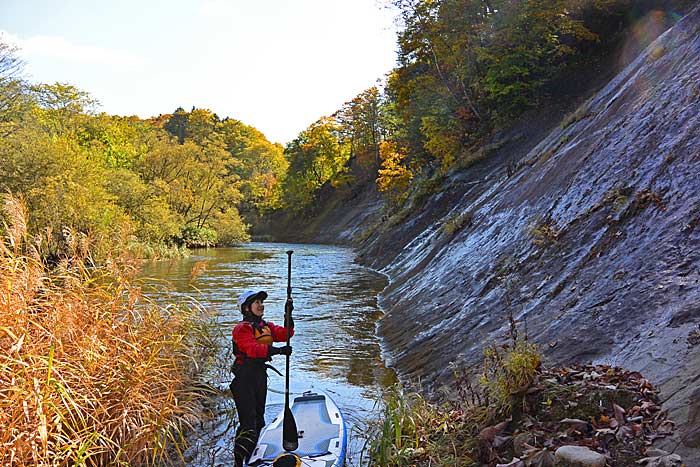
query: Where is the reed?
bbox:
[359,385,480,467]
[0,194,218,466]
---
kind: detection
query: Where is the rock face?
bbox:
[358,7,700,464]
[555,445,606,467]
[250,164,384,245]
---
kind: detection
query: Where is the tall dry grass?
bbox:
[0,194,218,466]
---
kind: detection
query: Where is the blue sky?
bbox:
[1,0,399,144]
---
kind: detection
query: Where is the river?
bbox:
[141,243,395,466]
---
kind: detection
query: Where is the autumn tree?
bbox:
[163,107,189,144]
[283,117,351,210]
[0,39,27,137]
[218,119,288,215]
[376,141,414,206]
[334,87,385,178]
[0,114,129,255]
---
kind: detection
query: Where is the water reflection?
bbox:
[141,243,395,465]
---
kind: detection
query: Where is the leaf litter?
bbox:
[486,364,684,467]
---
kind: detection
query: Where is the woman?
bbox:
[231,289,294,467]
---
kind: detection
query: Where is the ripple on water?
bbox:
[141,243,396,467]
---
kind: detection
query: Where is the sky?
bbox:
[0,0,400,144]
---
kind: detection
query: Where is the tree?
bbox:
[103,168,180,243]
[77,114,154,169]
[376,141,414,206]
[387,0,611,173]
[0,123,129,248]
[390,0,493,169]
[186,107,220,146]
[482,0,599,120]
[0,39,26,136]
[283,117,351,210]
[29,83,99,136]
[334,86,385,178]
[238,139,288,214]
[163,107,189,144]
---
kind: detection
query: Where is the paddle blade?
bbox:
[282,406,299,451]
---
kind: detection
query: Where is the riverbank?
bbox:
[361,349,682,467]
[251,6,700,465]
[0,196,218,466]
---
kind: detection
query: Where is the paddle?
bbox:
[282,250,299,452]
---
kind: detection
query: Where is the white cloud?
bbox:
[1,30,144,69]
[197,0,238,18]
[0,30,22,48]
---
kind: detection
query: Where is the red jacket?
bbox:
[232,317,293,365]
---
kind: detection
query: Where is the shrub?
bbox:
[442,210,474,235]
[480,339,542,414]
[0,195,218,466]
[363,385,478,467]
[209,208,250,246]
[361,332,542,467]
[178,225,217,248]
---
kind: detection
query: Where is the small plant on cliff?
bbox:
[442,210,474,235]
[530,219,561,246]
[635,189,666,211]
[480,339,542,415]
[561,97,594,129]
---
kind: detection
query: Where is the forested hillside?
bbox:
[0,43,287,260]
[257,0,693,241]
[3,1,691,259]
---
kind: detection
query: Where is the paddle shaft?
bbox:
[284,250,292,409]
[282,250,298,451]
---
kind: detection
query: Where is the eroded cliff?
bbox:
[359,7,700,463]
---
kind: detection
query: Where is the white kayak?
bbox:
[246,390,347,467]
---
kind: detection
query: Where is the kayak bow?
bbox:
[246,390,347,467]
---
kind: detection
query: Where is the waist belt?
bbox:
[233,360,283,377]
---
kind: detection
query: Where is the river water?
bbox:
[141,243,395,466]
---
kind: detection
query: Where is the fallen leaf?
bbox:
[656,420,675,435]
[524,448,557,467]
[641,401,659,411]
[617,425,636,440]
[494,435,513,448]
[560,418,590,432]
[613,403,626,425]
[479,420,510,442]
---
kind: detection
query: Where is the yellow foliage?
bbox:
[480,339,542,413]
[376,141,413,205]
[0,195,217,466]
